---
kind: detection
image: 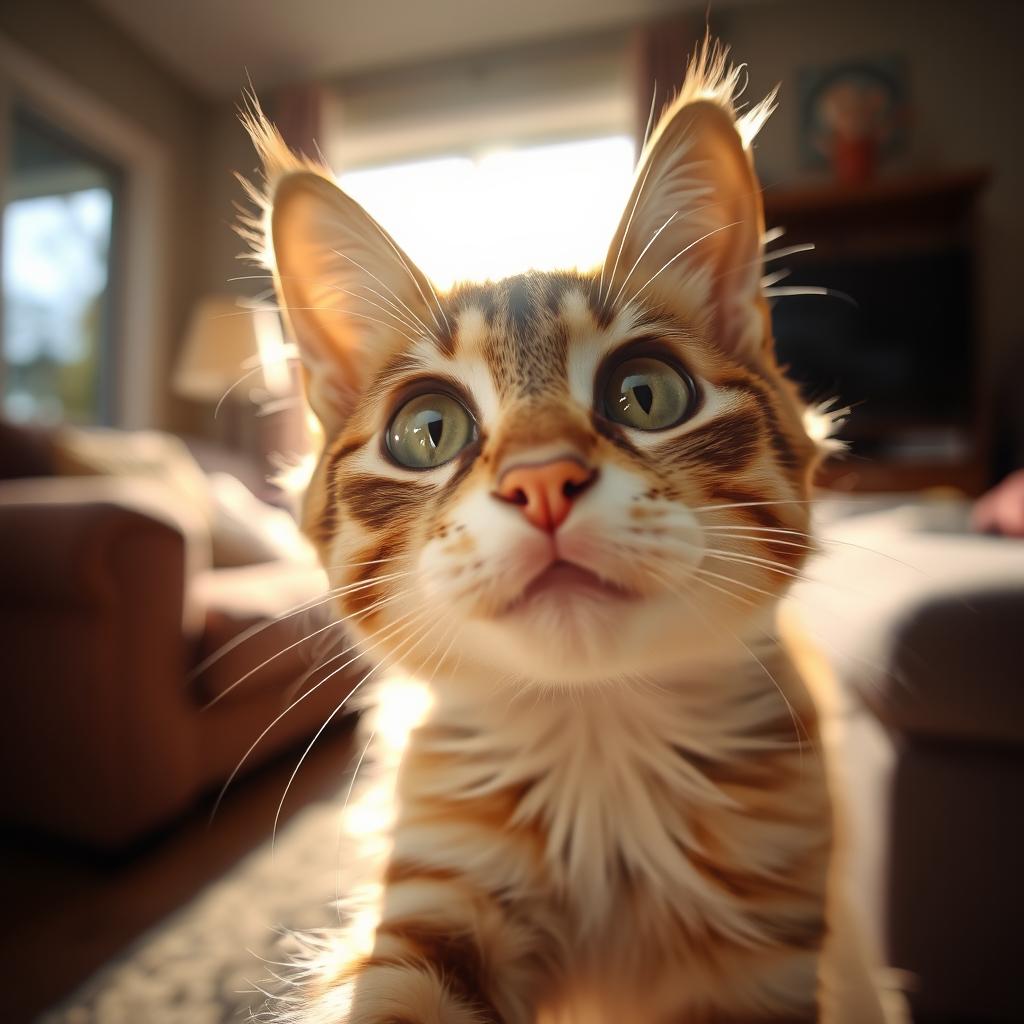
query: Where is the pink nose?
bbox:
[495,459,596,532]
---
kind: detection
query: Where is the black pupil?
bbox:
[426,412,444,447]
[631,382,654,415]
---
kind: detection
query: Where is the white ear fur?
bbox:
[603,45,776,363]
[269,172,436,435]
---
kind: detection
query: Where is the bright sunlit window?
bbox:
[339,136,636,290]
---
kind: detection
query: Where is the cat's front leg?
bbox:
[306,865,544,1024]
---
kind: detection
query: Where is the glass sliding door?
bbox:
[2,104,121,424]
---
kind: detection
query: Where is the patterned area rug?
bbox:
[40,796,346,1024]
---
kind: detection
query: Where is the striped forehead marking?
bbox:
[440,271,617,401]
[455,305,488,355]
[559,288,593,332]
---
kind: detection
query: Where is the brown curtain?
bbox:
[632,15,701,149]
[250,83,328,471]
[272,84,326,158]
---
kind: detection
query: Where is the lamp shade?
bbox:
[173,295,290,403]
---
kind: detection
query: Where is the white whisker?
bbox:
[214,365,263,418]
[694,497,819,514]
[763,285,857,307]
[202,571,412,710]
[601,159,657,305]
[625,220,741,307]
[327,284,426,337]
[364,219,450,336]
[610,210,680,310]
[693,565,781,603]
[272,610,440,847]
[328,248,439,341]
[702,548,809,583]
[210,601,426,824]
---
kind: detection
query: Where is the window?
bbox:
[340,135,636,290]
[2,106,121,424]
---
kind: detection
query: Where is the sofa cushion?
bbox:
[790,501,1024,746]
[51,425,313,569]
[189,561,335,706]
[204,471,313,567]
[0,419,57,479]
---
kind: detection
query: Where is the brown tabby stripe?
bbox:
[683,847,790,902]
[342,474,437,530]
[433,310,456,357]
[719,375,802,469]
[307,458,340,549]
[374,920,501,1018]
[586,283,616,328]
[589,411,644,458]
[658,411,763,474]
[384,861,464,886]
[329,435,370,474]
[354,537,402,584]
[684,749,795,789]
[373,350,434,388]
[437,440,485,506]
[749,908,828,951]
[447,282,498,326]
[709,486,785,529]
[505,276,537,342]
[759,403,801,473]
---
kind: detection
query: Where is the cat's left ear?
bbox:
[603,56,775,362]
[267,172,440,437]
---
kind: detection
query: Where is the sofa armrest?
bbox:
[791,505,1024,744]
[0,476,211,610]
[0,477,213,845]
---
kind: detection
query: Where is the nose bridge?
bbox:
[488,399,595,484]
[488,398,599,532]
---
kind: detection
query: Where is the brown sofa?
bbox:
[0,426,353,849]
[796,500,1024,1023]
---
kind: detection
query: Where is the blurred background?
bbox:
[0,1,1022,1021]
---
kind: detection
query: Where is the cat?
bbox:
[240,39,890,1024]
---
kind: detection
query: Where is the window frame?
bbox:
[0,32,173,429]
[4,102,125,424]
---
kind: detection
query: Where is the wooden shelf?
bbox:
[763,168,990,230]
[817,456,987,496]
[764,168,992,493]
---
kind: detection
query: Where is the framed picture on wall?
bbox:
[798,56,909,183]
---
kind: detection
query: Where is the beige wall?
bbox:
[200,103,265,303]
[0,0,210,431]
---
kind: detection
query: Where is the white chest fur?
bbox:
[385,655,828,947]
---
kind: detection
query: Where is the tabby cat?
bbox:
[242,41,888,1024]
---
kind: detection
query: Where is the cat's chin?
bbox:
[444,591,701,688]
[432,572,777,689]
[498,560,638,617]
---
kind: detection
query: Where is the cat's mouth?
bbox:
[499,559,637,616]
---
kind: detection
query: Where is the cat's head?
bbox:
[244,47,825,689]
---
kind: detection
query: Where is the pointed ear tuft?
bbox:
[236,97,436,436]
[603,39,777,364]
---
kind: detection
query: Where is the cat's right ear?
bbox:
[266,171,436,437]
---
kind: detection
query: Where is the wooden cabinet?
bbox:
[763,170,990,493]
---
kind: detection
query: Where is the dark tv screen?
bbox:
[770,244,972,453]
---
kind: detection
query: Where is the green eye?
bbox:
[603,356,694,431]
[386,392,476,469]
